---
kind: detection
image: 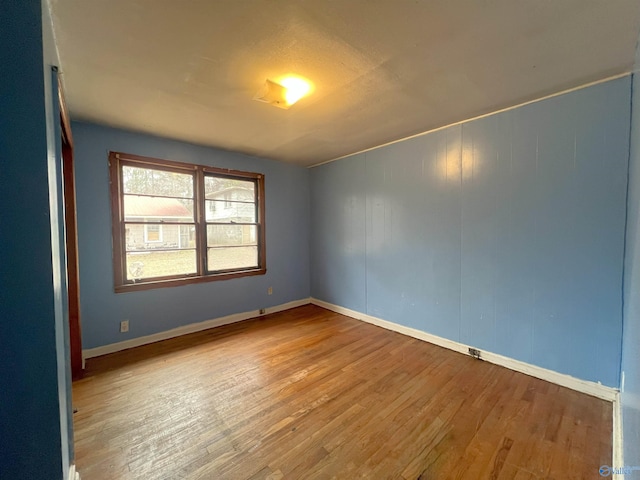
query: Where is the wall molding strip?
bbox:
[310,298,618,403]
[81,297,621,462]
[309,72,631,168]
[613,392,624,471]
[83,298,311,359]
[68,464,80,480]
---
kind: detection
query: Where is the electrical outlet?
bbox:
[468,347,481,359]
[120,320,129,333]
[268,286,273,295]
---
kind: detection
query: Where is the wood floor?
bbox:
[73,305,612,479]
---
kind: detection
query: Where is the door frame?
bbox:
[59,83,83,380]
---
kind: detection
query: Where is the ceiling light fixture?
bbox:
[254,75,313,109]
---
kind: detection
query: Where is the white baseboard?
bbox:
[311,298,618,402]
[69,464,80,480]
[83,298,311,359]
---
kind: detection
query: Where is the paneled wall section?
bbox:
[311,77,631,387]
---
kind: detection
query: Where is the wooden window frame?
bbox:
[109,151,266,293]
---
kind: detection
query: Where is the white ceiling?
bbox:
[50,0,640,167]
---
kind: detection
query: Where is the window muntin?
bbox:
[110,152,266,291]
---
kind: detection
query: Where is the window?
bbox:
[109,151,266,292]
[144,224,163,243]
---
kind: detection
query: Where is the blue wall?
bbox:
[1,2,636,475]
[621,54,640,466]
[0,1,73,478]
[311,77,631,388]
[73,122,310,349]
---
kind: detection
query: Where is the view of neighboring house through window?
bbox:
[110,152,266,291]
[121,163,197,281]
[205,176,259,271]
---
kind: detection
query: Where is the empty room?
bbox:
[3,0,640,479]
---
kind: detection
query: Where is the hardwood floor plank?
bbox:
[73,305,612,479]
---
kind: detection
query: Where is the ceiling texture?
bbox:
[50,0,640,167]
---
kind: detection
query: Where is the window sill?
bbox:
[114,268,267,293]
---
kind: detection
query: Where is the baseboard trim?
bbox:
[311,298,618,402]
[83,298,311,359]
[69,464,80,480]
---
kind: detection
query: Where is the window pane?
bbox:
[126,223,196,251]
[208,246,258,271]
[205,200,256,223]
[205,176,255,202]
[126,250,197,280]
[123,166,194,198]
[124,195,194,222]
[207,225,257,247]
